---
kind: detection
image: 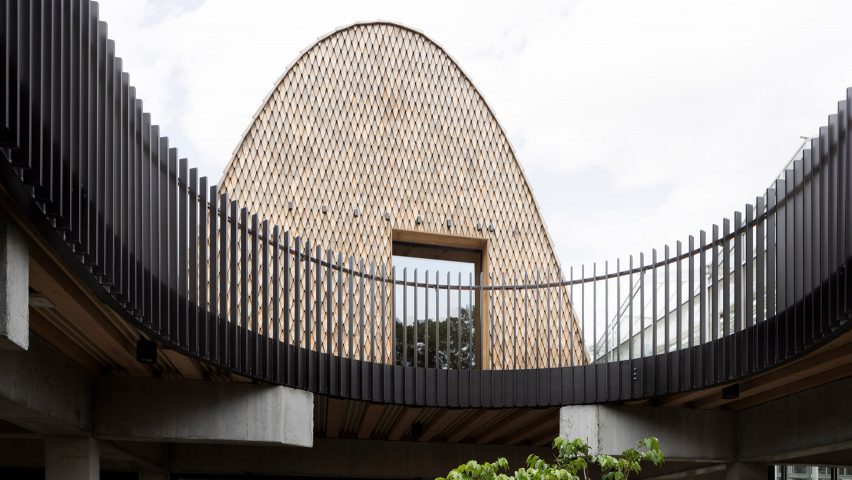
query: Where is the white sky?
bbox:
[97,0,852,272]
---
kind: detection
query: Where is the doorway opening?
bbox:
[391,230,487,369]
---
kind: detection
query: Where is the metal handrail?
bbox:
[1,0,850,407]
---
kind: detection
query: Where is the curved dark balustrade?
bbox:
[1,0,851,407]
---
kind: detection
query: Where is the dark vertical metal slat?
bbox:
[546,273,552,369]
[308,245,323,389]
[745,204,755,329]
[325,250,333,392]
[478,271,483,371]
[756,197,766,328]
[664,246,670,357]
[448,271,453,369]
[651,250,658,360]
[165,147,177,343]
[219,194,229,365]
[262,220,270,380]
[271,226,280,382]
[413,269,418,368]
[358,260,365,399]
[640,253,646,359]
[390,266,396,367]
[402,268,408,367]
[381,265,388,401]
[435,270,440,369]
[513,272,519,371]
[776,176,788,362]
[569,267,574,367]
[676,241,683,356]
[557,271,563,368]
[711,226,719,382]
[149,125,160,332]
[198,178,208,357]
[314,245,322,391]
[251,214,260,375]
[803,151,815,345]
[230,201,240,370]
[335,254,344,395]
[208,185,218,361]
[359,260,366,366]
[827,119,838,333]
[733,212,742,376]
[688,236,695,350]
[816,130,827,339]
[304,240,312,389]
[457,272,463,370]
[178,158,188,348]
[425,270,430,368]
[629,256,634,363]
[841,96,851,319]
[664,245,671,392]
[688,235,695,387]
[293,236,301,387]
[369,263,376,400]
[368,262,376,387]
[766,187,777,368]
[615,260,620,362]
[722,218,731,379]
[347,256,355,395]
[329,253,343,394]
[699,231,707,384]
[283,233,291,385]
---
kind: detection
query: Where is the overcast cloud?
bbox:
[96,0,852,270]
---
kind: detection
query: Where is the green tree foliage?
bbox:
[395,306,477,369]
[437,436,664,480]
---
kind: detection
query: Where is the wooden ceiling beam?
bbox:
[691,340,852,409]
[29,248,151,376]
[387,407,423,441]
[29,308,104,373]
[419,409,465,442]
[477,409,553,444]
[505,413,558,446]
[726,362,852,411]
[325,398,346,438]
[357,403,384,439]
[446,409,506,443]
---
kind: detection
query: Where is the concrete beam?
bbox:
[724,463,768,480]
[0,336,92,434]
[0,219,28,351]
[45,437,99,480]
[560,405,737,462]
[171,438,552,479]
[739,375,852,463]
[94,376,313,447]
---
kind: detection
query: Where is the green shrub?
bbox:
[437,436,664,480]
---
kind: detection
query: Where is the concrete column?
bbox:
[139,473,169,480]
[560,405,736,462]
[0,219,27,351]
[45,437,99,480]
[725,462,768,480]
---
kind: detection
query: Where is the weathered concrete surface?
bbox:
[0,219,28,351]
[45,437,99,480]
[94,376,313,447]
[0,336,92,434]
[170,438,552,479]
[739,375,852,462]
[560,375,852,468]
[559,404,737,462]
[724,462,768,480]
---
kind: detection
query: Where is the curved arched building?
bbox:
[220,22,583,368]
